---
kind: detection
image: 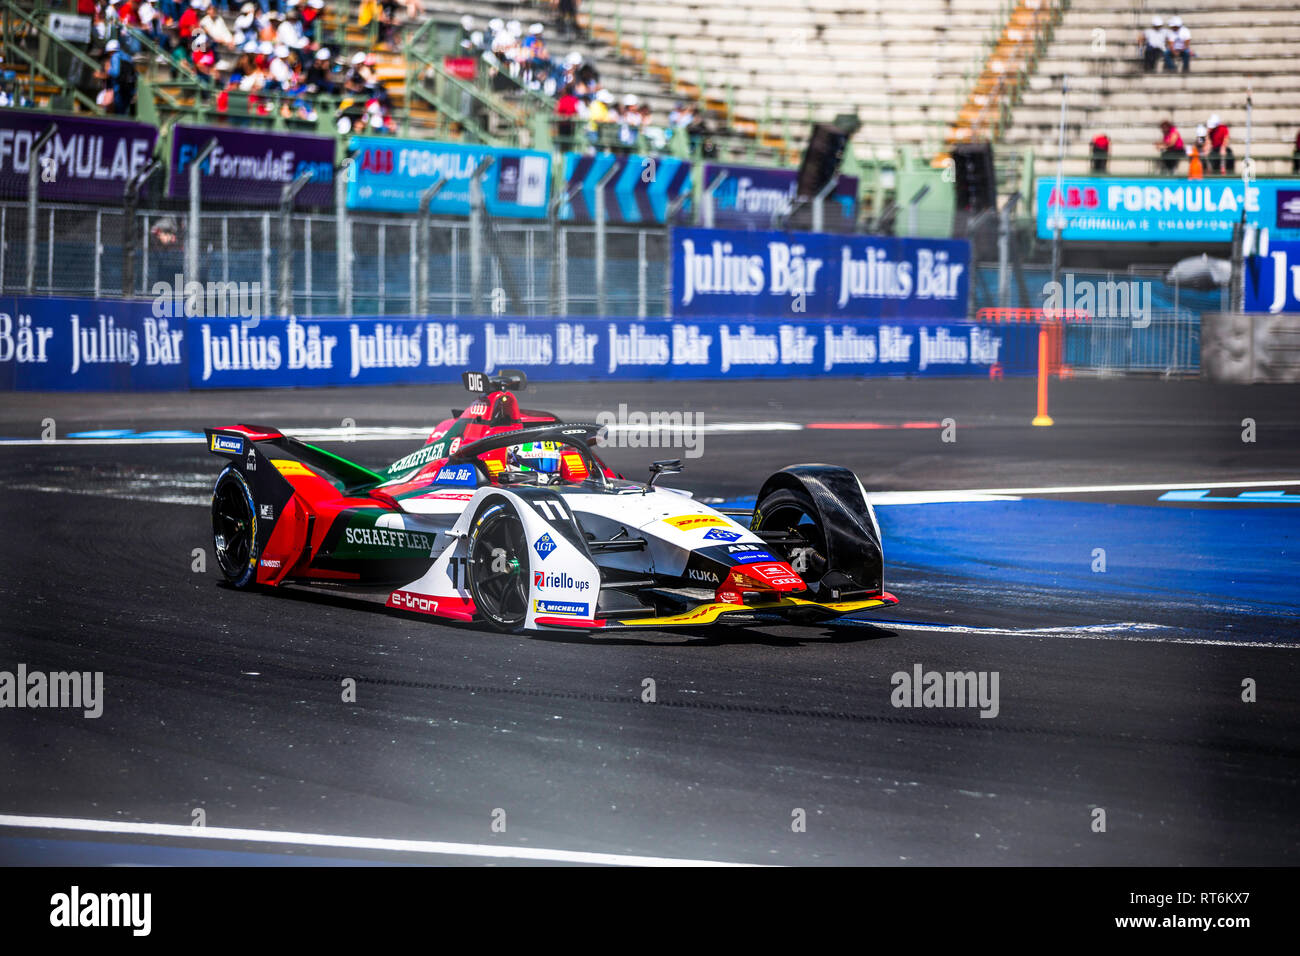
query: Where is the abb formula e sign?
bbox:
[671,227,970,320]
[0,296,1036,390]
[345,136,551,219]
[1035,177,1300,242]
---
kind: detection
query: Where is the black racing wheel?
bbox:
[751,486,829,582]
[212,466,258,588]
[467,501,531,632]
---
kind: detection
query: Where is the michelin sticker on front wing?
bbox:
[534,600,589,616]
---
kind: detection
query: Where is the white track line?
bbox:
[0,814,756,867]
[840,619,1300,648]
[942,479,1300,495]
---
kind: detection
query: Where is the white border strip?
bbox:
[842,619,1300,648]
[0,814,756,867]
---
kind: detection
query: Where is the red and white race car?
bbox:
[207,370,896,632]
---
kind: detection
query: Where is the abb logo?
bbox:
[388,590,439,615]
[360,149,394,174]
[1047,185,1100,210]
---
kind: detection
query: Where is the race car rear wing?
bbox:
[205,425,384,495]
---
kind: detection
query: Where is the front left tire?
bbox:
[212,466,258,588]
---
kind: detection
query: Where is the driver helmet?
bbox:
[507,441,563,477]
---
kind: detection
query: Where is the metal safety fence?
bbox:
[0,201,674,320]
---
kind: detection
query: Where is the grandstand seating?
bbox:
[998,0,1300,177]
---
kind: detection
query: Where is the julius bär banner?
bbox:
[0,300,1032,390]
[671,227,970,320]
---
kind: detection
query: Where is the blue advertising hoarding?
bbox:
[702,163,858,230]
[0,297,188,390]
[1244,240,1300,313]
[559,152,692,224]
[346,136,551,218]
[168,124,336,206]
[1035,177,1300,242]
[1,298,1032,390]
[190,316,1027,386]
[671,227,970,320]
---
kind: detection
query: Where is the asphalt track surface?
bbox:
[1,378,1298,865]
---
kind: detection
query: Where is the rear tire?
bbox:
[212,466,258,588]
[467,501,531,632]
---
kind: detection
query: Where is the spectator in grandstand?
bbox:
[99,38,138,114]
[232,3,257,43]
[1187,126,1206,179]
[688,111,715,158]
[616,93,642,152]
[1157,119,1183,173]
[302,0,325,43]
[177,0,202,45]
[1294,129,1300,175]
[199,0,237,50]
[555,84,582,146]
[305,46,338,93]
[191,33,218,80]
[1090,132,1110,172]
[556,0,579,39]
[642,107,667,152]
[586,88,614,147]
[377,0,401,49]
[1139,16,1164,73]
[1166,15,1191,72]
[138,1,168,49]
[1206,115,1234,174]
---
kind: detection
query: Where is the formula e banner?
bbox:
[1036,177,1300,242]
[701,163,857,231]
[0,110,157,203]
[558,153,692,224]
[167,124,336,206]
[345,136,551,218]
[671,227,970,319]
[0,296,188,390]
[1244,240,1300,313]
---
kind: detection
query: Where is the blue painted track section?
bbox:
[878,500,1300,623]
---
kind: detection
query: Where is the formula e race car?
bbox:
[206,370,897,632]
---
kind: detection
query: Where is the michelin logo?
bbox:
[534,600,589,616]
[210,434,244,454]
